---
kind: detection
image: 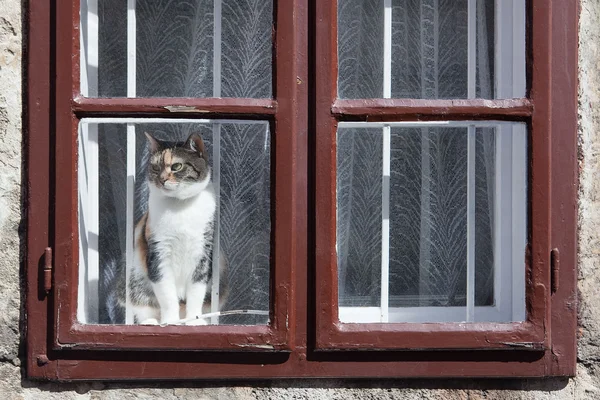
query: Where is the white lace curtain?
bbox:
[88,0,503,323]
[91,0,273,324]
[336,0,497,309]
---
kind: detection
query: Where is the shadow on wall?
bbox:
[18,376,570,393]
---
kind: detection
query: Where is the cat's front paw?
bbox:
[185,317,209,326]
[140,318,159,325]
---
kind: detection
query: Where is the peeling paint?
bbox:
[497,342,545,350]
[163,106,208,113]
[233,343,276,350]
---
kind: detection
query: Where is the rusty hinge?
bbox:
[551,248,560,294]
[44,247,53,294]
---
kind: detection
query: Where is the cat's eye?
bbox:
[171,163,183,172]
[150,164,160,172]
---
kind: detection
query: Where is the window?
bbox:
[334,0,527,326]
[26,0,578,380]
[30,0,293,355]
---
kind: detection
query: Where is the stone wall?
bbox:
[1,0,599,398]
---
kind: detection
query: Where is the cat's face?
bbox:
[145,132,211,199]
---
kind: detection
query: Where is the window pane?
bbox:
[337,122,526,323]
[78,119,271,325]
[80,0,273,98]
[337,0,526,99]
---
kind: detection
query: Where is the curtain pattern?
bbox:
[336,129,383,307]
[337,0,496,312]
[95,0,272,98]
[94,0,273,324]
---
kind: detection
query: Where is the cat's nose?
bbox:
[159,173,169,185]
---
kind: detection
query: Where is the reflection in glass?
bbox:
[81,0,273,98]
[78,120,271,325]
[337,122,527,323]
[337,0,526,99]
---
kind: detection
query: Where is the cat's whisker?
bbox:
[159,310,270,326]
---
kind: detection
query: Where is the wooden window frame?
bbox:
[316,0,537,350]
[26,0,578,380]
[54,0,296,351]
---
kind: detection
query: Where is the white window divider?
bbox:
[210,0,223,326]
[79,0,99,323]
[511,124,527,321]
[125,0,137,324]
[380,0,393,323]
[466,0,477,322]
[466,124,476,322]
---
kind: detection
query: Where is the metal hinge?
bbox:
[551,248,560,294]
[44,247,53,294]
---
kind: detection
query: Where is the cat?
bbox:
[105,131,227,325]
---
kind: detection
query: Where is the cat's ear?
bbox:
[144,132,162,153]
[184,133,208,160]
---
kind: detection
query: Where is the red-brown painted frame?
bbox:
[314,0,576,362]
[47,0,296,352]
[27,0,303,367]
[314,0,553,352]
[73,98,277,117]
[48,1,298,351]
[332,98,533,121]
[25,0,578,380]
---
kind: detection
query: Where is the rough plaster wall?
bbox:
[1,0,600,398]
[0,0,23,371]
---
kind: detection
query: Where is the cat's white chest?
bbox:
[147,187,216,298]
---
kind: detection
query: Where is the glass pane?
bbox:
[337,129,383,307]
[337,0,526,99]
[336,122,527,323]
[387,127,468,309]
[78,119,271,325]
[80,0,273,98]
